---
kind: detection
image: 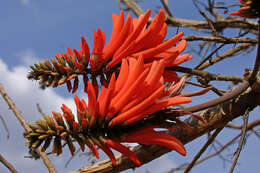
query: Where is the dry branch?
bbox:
[121,0,259,32]
[0,84,57,173]
[184,35,258,44]
[0,153,18,173]
[198,43,254,70]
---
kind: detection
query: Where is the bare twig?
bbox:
[121,0,144,16]
[229,108,250,173]
[160,0,173,17]
[36,103,47,118]
[184,127,224,173]
[65,149,80,168]
[166,117,260,173]
[195,43,225,69]
[248,20,260,82]
[184,35,258,44]
[0,153,18,173]
[183,80,249,113]
[0,115,10,139]
[169,66,244,83]
[0,84,57,173]
[184,33,260,113]
[185,81,225,96]
[121,0,258,31]
[226,119,260,129]
[198,43,254,70]
[166,132,240,173]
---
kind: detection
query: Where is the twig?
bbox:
[195,43,225,69]
[166,117,260,173]
[0,83,57,173]
[168,66,244,83]
[183,80,249,113]
[184,127,224,173]
[229,108,250,173]
[121,0,144,17]
[198,43,253,70]
[226,119,260,129]
[65,149,80,168]
[121,0,259,32]
[248,20,260,82]
[0,153,18,173]
[160,0,173,17]
[0,114,10,139]
[183,28,260,113]
[185,81,225,96]
[36,103,47,118]
[166,132,241,173]
[192,0,218,36]
[184,35,258,44]
[250,129,260,139]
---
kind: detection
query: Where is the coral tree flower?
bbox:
[25,55,192,166]
[28,9,192,92]
[72,56,192,163]
[25,8,205,167]
[230,0,260,18]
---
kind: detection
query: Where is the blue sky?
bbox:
[0,0,259,173]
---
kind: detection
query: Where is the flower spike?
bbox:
[28,8,191,90]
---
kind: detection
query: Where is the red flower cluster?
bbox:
[54,8,192,93]
[52,55,191,165]
[230,0,260,18]
[26,9,196,167]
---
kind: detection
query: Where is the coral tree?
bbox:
[25,9,196,166]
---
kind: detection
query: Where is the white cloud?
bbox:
[18,49,39,66]
[0,52,78,172]
[0,57,75,120]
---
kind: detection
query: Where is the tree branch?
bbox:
[0,153,18,173]
[184,35,258,44]
[0,84,57,173]
[121,0,258,32]
[169,66,243,83]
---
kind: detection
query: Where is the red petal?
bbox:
[106,139,141,166]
